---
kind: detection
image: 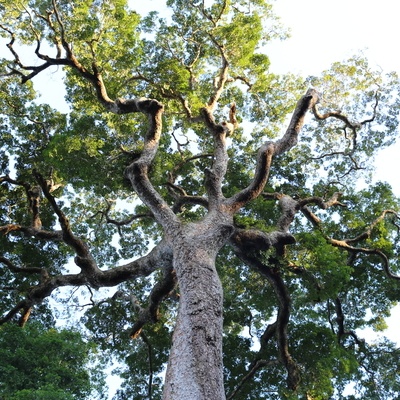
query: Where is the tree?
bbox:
[1,0,400,399]
[0,322,106,399]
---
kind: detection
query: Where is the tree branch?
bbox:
[130,266,177,339]
[227,89,319,211]
[0,300,30,325]
[141,332,155,400]
[226,359,278,400]
[0,239,173,327]
[237,252,300,390]
[301,203,400,281]
[207,35,230,111]
[230,231,300,390]
[123,100,180,231]
[33,170,101,281]
[200,105,235,208]
[92,199,153,236]
[334,297,364,346]
[0,256,45,276]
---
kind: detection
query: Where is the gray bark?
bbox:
[163,215,233,400]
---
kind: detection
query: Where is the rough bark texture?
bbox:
[163,216,233,400]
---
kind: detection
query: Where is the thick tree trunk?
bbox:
[163,218,231,400]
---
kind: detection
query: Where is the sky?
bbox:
[265,0,400,195]
[266,0,399,75]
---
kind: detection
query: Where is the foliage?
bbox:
[0,322,106,399]
[0,0,400,399]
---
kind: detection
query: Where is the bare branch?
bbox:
[123,100,180,231]
[275,89,320,155]
[313,90,379,128]
[1,175,41,228]
[334,297,365,346]
[227,359,278,400]
[297,192,345,210]
[166,182,209,214]
[359,90,379,125]
[0,239,173,327]
[199,108,232,207]
[19,306,32,327]
[92,200,153,235]
[0,256,45,276]
[0,300,30,325]
[312,105,358,129]
[98,239,173,287]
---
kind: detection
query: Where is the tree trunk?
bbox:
[163,217,232,400]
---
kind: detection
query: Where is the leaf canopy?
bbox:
[0,0,400,399]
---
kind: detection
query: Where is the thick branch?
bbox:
[334,297,364,346]
[97,239,173,287]
[227,89,319,211]
[0,175,43,229]
[123,100,179,231]
[0,240,173,326]
[33,170,101,280]
[230,233,300,390]
[238,252,300,390]
[0,256,45,276]
[230,228,295,254]
[297,192,345,210]
[274,88,320,155]
[0,300,30,325]
[200,107,233,208]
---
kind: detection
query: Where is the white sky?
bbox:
[266,0,400,75]
[265,0,400,196]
